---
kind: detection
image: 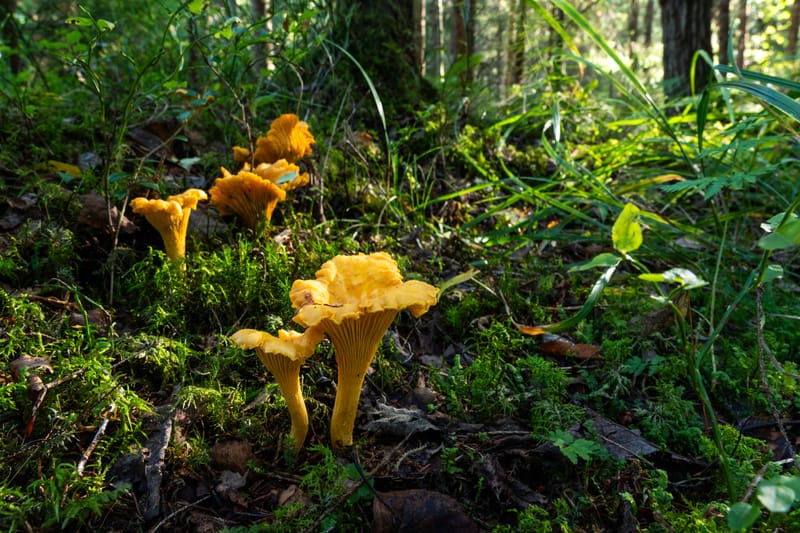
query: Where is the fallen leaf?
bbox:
[372,489,480,533]
[363,402,440,437]
[540,334,601,360]
[9,355,53,381]
[211,440,257,473]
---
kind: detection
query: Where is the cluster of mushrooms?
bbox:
[129,113,315,267]
[129,114,440,453]
[233,252,439,452]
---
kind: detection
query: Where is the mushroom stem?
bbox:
[273,368,309,451]
[327,310,398,450]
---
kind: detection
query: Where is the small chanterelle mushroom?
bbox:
[289,252,439,450]
[230,326,324,452]
[130,188,207,266]
[209,160,307,228]
[233,113,315,166]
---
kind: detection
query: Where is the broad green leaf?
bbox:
[568,253,620,272]
[95,19,115,32]
[761,264,784,285]
[727,502,761,532]
[65,17,93,26]
[758,218,800,250]
[612,203,642,254]
[638,268,707,289]
[188,0,206,15]
[757,480,797,513]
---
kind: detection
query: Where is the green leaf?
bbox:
[757,480,797,513]
[758,217,800,250]
[568,253,620,272]
[638,268,707,289]
[717,79,800,123]
[727,502,761,532]
[761,264,784,285]
[188,0,206,15]
[65,17,93,26]
[612,203,642,254]
[96,19,115,32]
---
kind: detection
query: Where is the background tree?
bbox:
[506,0,527,87]
[644,0,655,46]
[790,0,800,55]
[659,0,712,98]
[716,0,731,66]
[330,0,433,120]
[736,0,748,67]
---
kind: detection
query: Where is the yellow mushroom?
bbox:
[208,160,304,228]
[130,188,207,265]
[233,113,315,166]
[230,326,324,452]
[289,252,439,450]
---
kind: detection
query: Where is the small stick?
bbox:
[77,403,115,475]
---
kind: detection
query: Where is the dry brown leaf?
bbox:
[540,334,602,359]
[372,489,480,533]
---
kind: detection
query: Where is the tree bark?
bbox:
[331,0,432,118]
[659,0,712,98]
[736,0,747,68]
[507,0,526,87]
[413,0,425,75]
[789,0,800,56]
[450,0,475,89]
[644,0,655,47]
[716,0,731,66]
[629,0,640,42]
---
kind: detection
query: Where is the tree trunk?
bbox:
[644,0,655,47]
[789,0,800,56]
[716,0,731,66]
[629,0,640,42]
[433,0,445,81]
[331,0,432,118]
[506,0,526,87]
[736,0,747,68]
[659,0,712,98]
[413,0,425,75]
[450,0,475,89]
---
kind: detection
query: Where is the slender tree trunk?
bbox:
[433,0,445,81]
[251,0,274,71]
[659,0,712,98]
[716,0,731,65]
[450,0,475,89]
[629,0,640,42]
[644,0,655,46]
[789,0,800,56]
[736,0,747,68]
[507,0,526,87]
[413,0,425,75]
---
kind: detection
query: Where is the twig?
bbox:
[77,402,116,475]
[147,495,211,533]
